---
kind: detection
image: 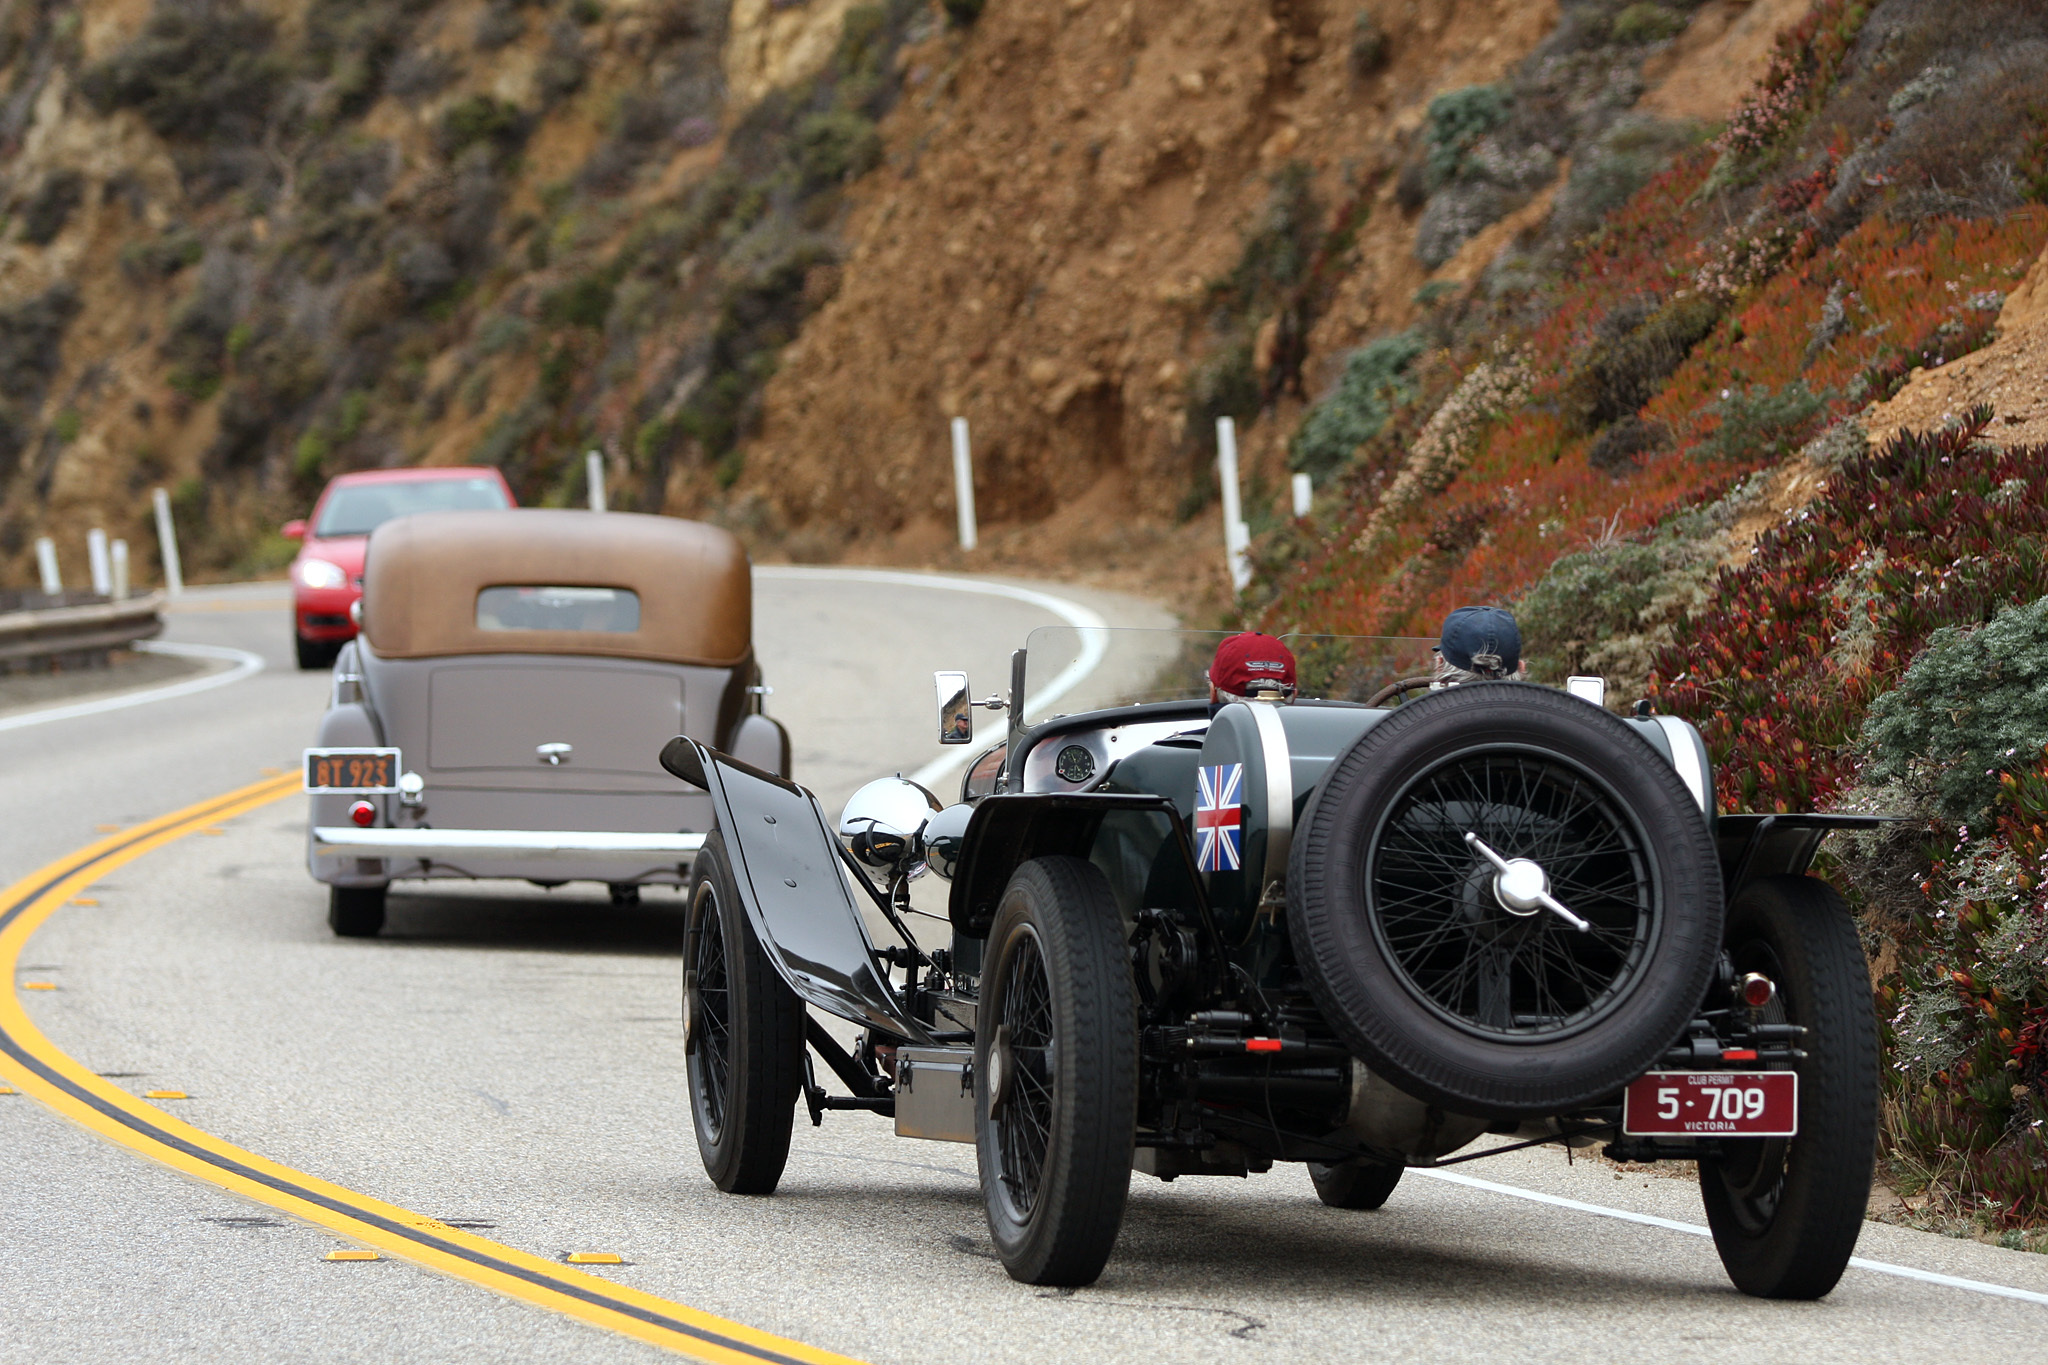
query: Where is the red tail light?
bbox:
[348,801,376,827]
[1738,972,1776,1008]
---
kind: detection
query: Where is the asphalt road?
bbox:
[4,571,2047,1365]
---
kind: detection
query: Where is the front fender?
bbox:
[662,736,929,1042]
[947,792,1211,939]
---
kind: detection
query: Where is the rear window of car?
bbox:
[313,477,509,538]
[475,586,641,633]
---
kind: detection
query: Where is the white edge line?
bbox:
[0,640,266,734]
[752,566,1109,794]
[1412,1167,2048,1306]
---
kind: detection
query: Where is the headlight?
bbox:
[296,557,348,590]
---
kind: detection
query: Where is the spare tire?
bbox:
[1288,683,1721,1118]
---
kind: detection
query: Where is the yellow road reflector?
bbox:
[567,1252,625,1265]
[22,982,55,991]
[95,824,121,833]
[144,1090,188,1100]
[0,1085,16,1095]
[69,898,98,907]
[325,1250,381,1262]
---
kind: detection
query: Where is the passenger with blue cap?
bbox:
[1435,605,1522,685]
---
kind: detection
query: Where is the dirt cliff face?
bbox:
[0,0,1792,599]
[729,0,1818,603]
[733,0,1567,580]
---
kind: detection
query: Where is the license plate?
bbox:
[1623,1071,1797,1137]
[304,748,401,793]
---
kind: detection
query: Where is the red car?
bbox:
[284,467,515,668]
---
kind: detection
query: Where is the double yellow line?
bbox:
[0,773,863,1365]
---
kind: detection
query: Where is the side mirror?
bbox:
[838,777,942,874]
[282,519,307,540]
[936,670,972,745]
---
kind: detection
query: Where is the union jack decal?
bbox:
[1195,763,1244,872]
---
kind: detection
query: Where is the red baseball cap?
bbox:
[1210,632,1296,696]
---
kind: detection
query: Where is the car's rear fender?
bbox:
[662,736,931,1043]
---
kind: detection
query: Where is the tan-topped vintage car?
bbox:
[304,507,788,937]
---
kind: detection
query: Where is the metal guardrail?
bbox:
[0,591,165,668]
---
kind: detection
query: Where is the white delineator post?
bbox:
[111,540,130,600]
[34,537,60,593]
[1215,417,1251,592]
[151,487,184,597]
[586,450,607,512]
[950,416,978,552]
[1292,472,1313,519]
[87,528,112,596]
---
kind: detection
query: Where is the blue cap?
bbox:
[1440,606,1520,676]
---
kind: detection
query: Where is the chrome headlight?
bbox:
[837,777,941,874]
[296,557,348,590]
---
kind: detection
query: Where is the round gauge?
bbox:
[1054,744,1096,784]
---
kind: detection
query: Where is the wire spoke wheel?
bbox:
[990,929,1055,1218]
[683,830,803,1195]
[975,856,1136,1286]
[1289,684,1722,1116]
[1367,749,1656,1041]
[687,879,734,1141]
[1700,876,1878,1300]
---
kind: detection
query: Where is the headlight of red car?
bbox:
[296,557,348,591]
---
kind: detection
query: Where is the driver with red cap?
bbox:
[1208,632,1297,716]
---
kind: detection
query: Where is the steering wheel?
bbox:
[1364,675,1437,708]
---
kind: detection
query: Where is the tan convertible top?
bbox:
[361,509,751,666]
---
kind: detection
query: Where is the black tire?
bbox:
[685,831,804,1195]
[295,633,330,671]
[975,856,1137,1286]
[1700,875,1878,1300]
[1289,683,1723,1117]
[1308,1158,1404,1209]
[327,885,386,937]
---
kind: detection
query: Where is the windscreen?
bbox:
[314,476,509,538]
[475,585,641,632]
[1019,628,1438,724]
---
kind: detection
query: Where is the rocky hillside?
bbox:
[0,0,1795,588]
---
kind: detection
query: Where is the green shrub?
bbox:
[794,109,882,189]
[1587,415,1669,472]
[1696,379,1828,463]
[20,170,84,246]
[78,0,283,142]
[540,271,618,329]
[1564,291,1721,432]
[120,229,204,281]
[436,94,530,162]
[1514,511,1719,694]
[293,429,330,481]
[1424,85,1511,188]
[1610,3,1685,44]
[1861,594,2048,823]
[1289,331,1426,480]
[1350,10,1388,76]
[51,409,81,444]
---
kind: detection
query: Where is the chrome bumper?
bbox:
[310,826,705,868]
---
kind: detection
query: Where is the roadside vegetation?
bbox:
[1244,0,2048,1236]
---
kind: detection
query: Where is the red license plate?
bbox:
[1623,1071,1797,1137]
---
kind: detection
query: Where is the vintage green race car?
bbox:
[659,626,1883,1299]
